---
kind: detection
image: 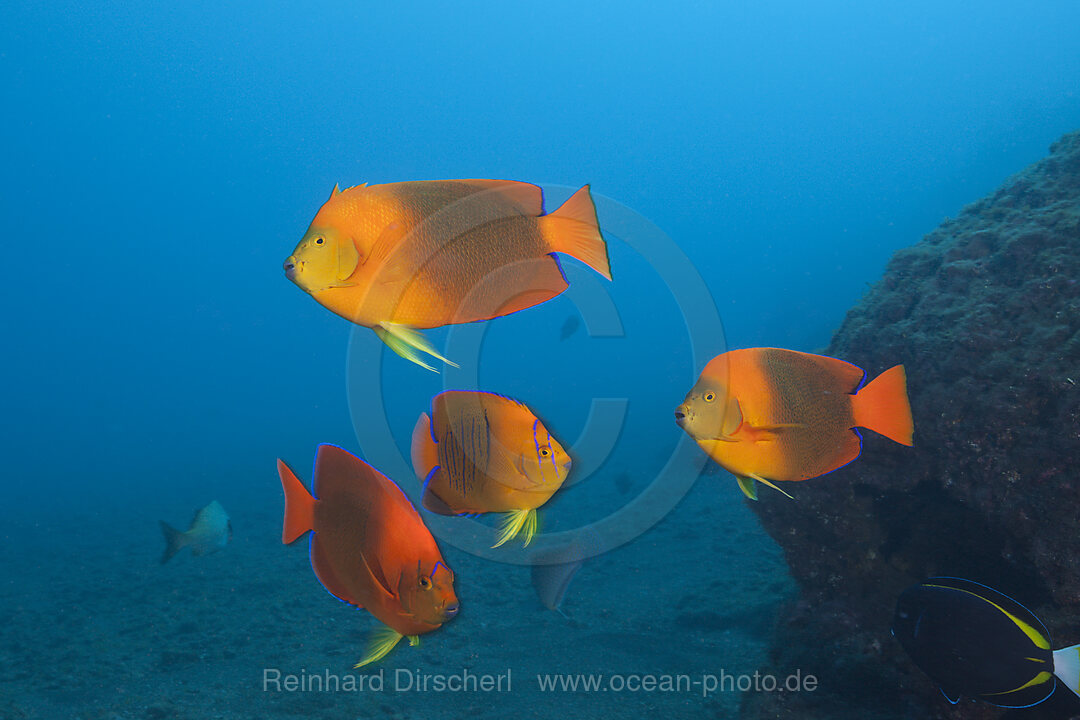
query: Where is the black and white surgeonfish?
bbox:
[892,577,1080,708]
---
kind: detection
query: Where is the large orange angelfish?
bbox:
[277,444,458,667]
[675,348,914,500]
[283,180,611,370]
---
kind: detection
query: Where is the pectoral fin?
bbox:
[747,422,807,443]
[421,485,458,516]
[366,221,413,285]
[374,323,458,373]
[721,397,743,436]
[358,550,397,602]
[334,234,360,285]
[712,397,747,441]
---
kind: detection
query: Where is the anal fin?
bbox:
[310,535,361,608]
[940,687,961,705]
[422,484,458,516]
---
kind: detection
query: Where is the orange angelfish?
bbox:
[277,444,458,667]
[675,348,914,500]
[410,391,572,547]
[282,180,612,371]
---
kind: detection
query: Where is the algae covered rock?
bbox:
[741,131,1080,720]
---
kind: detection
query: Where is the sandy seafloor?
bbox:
[0,467,796,720]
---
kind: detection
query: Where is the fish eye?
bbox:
[419,576,432,589]
[314,237,325,245]
[539,447,551,457]
[704,392,716,403]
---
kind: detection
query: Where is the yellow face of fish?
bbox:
[518,421,572,488]
[675,374,740,442]
[283,225,361,294]
[397,560,459,626]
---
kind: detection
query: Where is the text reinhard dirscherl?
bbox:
[262,668,818,698]
[263,668,511,693]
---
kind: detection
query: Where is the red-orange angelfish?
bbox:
[411,391,572,547]
[283,180,612,371]
[277,444,458,667]
[675,348,914,500]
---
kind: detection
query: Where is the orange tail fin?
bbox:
[541,185,612,280]
[277,458,316,544]
[411,412,439,480]
[851,365,914,446]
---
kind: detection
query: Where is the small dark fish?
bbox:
[892,577,1080,708]
[559,315,580,340]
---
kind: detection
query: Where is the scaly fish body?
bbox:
[285,180,611,369]
[159,500,231,564]
[411,391,572,546]
[893,577,1079,708]
[278,445,458,663]
[676,348,913,499]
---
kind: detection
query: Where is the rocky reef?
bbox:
[740,130,1080,720]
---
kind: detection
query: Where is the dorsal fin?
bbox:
[328,182,369,202]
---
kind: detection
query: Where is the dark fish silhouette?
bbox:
[893,577,1080,708]
[529,530,600,617]
[559,315,580,340]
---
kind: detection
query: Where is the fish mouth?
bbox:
[441,602,460,621]
[674,406,689,428]
[283,257,299,281]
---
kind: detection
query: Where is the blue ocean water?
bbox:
[2,1,1079,718]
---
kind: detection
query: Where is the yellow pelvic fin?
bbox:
[493,509,538,548]
[354,625,406,669]
[736,476,758,500]
[751,473,795,500]
[374,323,459,373]
[736,474,795,501]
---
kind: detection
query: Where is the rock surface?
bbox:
[740,131,1080,720]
